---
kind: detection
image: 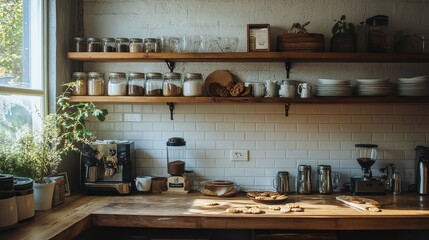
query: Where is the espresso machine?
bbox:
[350,144,385,195]
[80,140,135,194]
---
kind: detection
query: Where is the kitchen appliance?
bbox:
[13,177,35,221]
[297,165,312,194]
[166,137,189,193]
[80,140,135,194]
[351,144,385,195]
[273,171,290,194]
[415,146,429,194]
[317,165,333,194]
[0,174,18,230]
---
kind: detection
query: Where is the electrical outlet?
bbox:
[230,150,249,161]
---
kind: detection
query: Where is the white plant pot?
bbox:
[33,182,55,210]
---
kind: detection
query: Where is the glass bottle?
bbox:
[71,72,88,96]
[115,38,130,52]
[101,37,116,52]
[87,37,102,52]
[145,72,163,96]
[73,37,87,52]
[366,15,389,53]
[88,72,105,96]
[144,38,157,53]
[183,73,203,96]
[107,72,127,96]
[163,72,182,96]
[128,72,145,96]
[130,38,143,52]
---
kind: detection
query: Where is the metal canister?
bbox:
[317,165,333,194]
[297,165,312,194]
[273,171,290,194]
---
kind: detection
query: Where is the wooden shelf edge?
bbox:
[69,96,429,104]
[67,52,429,63]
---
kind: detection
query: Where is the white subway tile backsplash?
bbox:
[330,133,352,141]
[235,123,256,131]
[142,114,161,122]
[256,141,276,149]
[266,150,286,159]
[319,124,340,132]
[245,168,265,176]
[309,115,330,123]
[319,142,341,150]
[330,115,352,123]
[225,168,245,177]
[256,123,275,132]
[204,114,224,122]
[174,122,196,131]
[297,141,318,150]
[275,141,297,150]
[297,124,319,132]
[225,132,245,140]
[245,114,265,123]
[266,132,286,140]
[234,141,256,149]
[247,132,266,140]
[186,114,205,122]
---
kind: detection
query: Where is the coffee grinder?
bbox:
[166,137,190,193]
[351,144,385,195]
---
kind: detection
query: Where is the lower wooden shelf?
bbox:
[69,96,429,104]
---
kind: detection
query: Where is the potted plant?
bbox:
[0,82,108,210]
[330,15,362,52]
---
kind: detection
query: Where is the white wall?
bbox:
[82,0,429,191]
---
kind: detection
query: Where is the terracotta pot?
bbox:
[330,33,356,52]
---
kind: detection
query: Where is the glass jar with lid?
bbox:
[163,72,182,96]
[144,38,157,53]
[73,37,87,52]
[279,80,296,98]
[87,37,102,52]
[130,38,143,52]
[72,72,88,96]
[88,72,105,96]
[145,72,163,96]
[183,73,203,96]
[366,15,389,53]
[115,38,130,52]
[128,72,145,96]
[101,37,116,52]
[107,72,127,96]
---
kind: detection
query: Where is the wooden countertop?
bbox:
[2,192,429,240]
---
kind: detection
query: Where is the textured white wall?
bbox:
[83,0,429,191]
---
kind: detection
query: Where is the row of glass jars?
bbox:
[72,72,203,97]
[73,37,161,53]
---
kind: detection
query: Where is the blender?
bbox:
[351,144,385,195]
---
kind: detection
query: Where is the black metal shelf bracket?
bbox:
[285,61,292,79]
[165,60,175,73]
[284,103,291,117]
[167,102,175,120]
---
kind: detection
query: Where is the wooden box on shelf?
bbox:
[247,24,271,52]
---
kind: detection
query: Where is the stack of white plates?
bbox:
[397,76,429,96]
[356,78,393,96]
[316,79,352,97]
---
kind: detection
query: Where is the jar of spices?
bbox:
[108,72,127,96]
[128,72,145,96]
[130,38,143,52]
[183,73,203,96]
[145,72,163,96]
[88,72,105,96]
[366,15,389,53]
[101,37,116,52]
[72,72,88,96]
[144,38,157,53]
[73,37,87,52]
[87,37,102,52]
[115,38,130,52]
[163,72,183,96]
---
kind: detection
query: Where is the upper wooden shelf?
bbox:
[67,52,429,63]
[69,96,429,104]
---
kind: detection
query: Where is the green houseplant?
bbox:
[331,15,362,52]
[0,82,108,209]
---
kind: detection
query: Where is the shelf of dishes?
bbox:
[67,52,429,63]
[69,96,429,104]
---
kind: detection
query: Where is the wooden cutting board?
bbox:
[336,195,382,212]
[204,70,235,96]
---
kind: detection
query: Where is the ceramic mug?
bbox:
[135,176,152,192]
[251,82,266,97]
[297,83,312,98]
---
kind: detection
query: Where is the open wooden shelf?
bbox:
[69,96,429,104]
[68,52,429,63]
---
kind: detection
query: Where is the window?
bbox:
[0,0,45,137]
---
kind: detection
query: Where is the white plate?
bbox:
[356,78,389,85]
[398,78,429,84]
[317,79,351,85]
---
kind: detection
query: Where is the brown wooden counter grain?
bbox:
[1,193,429,240]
